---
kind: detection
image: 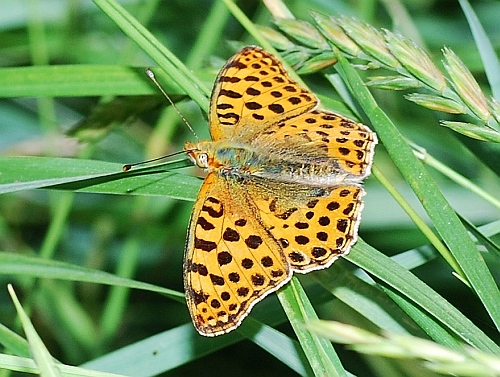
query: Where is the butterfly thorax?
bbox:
[185,140,349,186]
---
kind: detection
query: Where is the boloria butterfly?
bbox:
[183,46,377,336]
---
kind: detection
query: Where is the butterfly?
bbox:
[183,46,377,336]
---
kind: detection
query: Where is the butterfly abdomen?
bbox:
[210,143,352,186]
[255,161,351,186]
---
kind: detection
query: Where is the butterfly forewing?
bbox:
[209,46,318,142]
[252,110,377,178]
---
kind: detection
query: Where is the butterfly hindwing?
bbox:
[245,178,365,272]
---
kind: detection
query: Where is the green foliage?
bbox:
[1,0,499,376]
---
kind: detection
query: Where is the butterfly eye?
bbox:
[197,153,209,168]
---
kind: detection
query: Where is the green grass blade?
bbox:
[92,0,209,111]
[0,156,198,200]
[315,263,429,337]
[221,0,275,53]
[379,287,465,349]
[458,0,500,100]
[317,246,482,350]
[0,65,180,98]
[333,47,500,334]
[306,321,500,377]
[0,157,122,193]
[81,324,241,375]
[347,241,500,353]
[0,252,183,302]
[82,297,324,375]
[413,145,500,209]
[372,166,458,271]
[238,318,313,376]
[278,278,347,377]
[458,215,500,260]
[0,353,127,377]
[0,323,30,357]
[8,284,62,377]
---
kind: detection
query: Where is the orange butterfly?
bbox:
[183,46,377,336]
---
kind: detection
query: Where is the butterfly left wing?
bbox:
[209,46,318,142]
[184,172,292,337]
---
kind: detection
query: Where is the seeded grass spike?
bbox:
[182,46,377,336]
[273,13,500,142]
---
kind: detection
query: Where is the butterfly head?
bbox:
[184,141,217,170]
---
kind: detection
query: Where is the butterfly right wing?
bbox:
[184,172,292,337]
[209,46,318,142]
[251,109,377,179]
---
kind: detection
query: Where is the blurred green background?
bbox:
[1,1,499,376]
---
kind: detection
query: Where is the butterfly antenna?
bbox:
[122,150,186,172]
[146,68,199,141]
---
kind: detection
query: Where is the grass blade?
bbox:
[0,353,127,377]
[0,252,183,301]
[458,0,500,100]
[278,278,347,377]
[8,284,61,377]
[92,0,209,111]
[347,241,500,353]
[332,46,500,334]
